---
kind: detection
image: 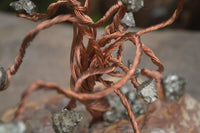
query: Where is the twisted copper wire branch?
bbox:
[3,0,183,132]
[137,0,183,35]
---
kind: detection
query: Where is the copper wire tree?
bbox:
[0,0,183,132]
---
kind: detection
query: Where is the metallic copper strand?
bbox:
[2,0,184,132]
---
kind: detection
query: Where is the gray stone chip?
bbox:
[131,100,146,116]
[10,0,36,16]
[163,74,186,102]
[0,66,8,91]
[120,12,135,27]
[103,111,117,123]
[138,80,158,104]
[0,121,26,133]
[103,84,147,123]
[52,109,82,133]
[127,91,137,101]
[121,0,144,12]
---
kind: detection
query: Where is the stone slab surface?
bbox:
[90,94,200,133]
[1,94,199,133]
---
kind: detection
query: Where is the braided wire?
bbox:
[4,0,183,132]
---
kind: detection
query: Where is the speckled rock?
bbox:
[140,94,200,133]
[1,93,200,133]
[52,109,83,133]
[90,94,200,133]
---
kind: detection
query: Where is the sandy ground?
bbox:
[0,12,199,117]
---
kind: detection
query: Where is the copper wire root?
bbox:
[5,0,184,132]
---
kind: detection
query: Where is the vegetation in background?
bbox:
[0,0,53,13]
[0,0,13,11]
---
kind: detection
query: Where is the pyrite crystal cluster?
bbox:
[120,0,144,27]
[163,74,186,101]
[121,0,144,12]
[138,80,158,104]
[0,66,7,91]
[52,109,82,133]
[10,0,36,16]
[103,84,148,123]
[128,63,158,104]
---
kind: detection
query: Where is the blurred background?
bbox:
[0,0,200,30]
[0,0,200,119]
